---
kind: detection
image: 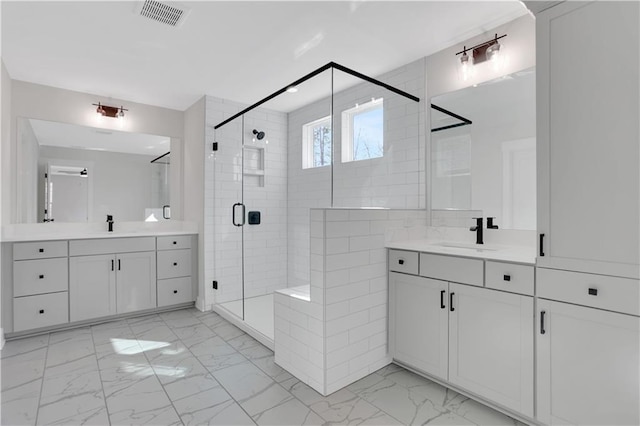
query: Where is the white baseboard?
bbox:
[195,296,208,312]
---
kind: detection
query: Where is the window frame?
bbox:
[302,115,332,169]
[341,98,384,163]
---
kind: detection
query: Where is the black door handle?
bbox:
[539,234,545,257]
[232,203,246,227]
[440,290,446,309]
[450,292,455,312]
[540,311,546,334]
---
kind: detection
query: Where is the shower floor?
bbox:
[219,293,274,341]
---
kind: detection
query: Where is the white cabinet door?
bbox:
[116,251,156,314]
[69,254,117,321]
[537,299,640,425]
[448,283,533,417]
[389,272,448,380]
[537,1,640,278]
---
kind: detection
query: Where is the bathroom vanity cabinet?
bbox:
[389,249,534,419]
[2,233,197,336]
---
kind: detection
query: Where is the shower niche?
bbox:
[211,62,422,344]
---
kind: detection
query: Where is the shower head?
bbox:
[252,129,265,140]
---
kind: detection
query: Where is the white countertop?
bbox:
[386,240,536,265]
[1,221,198,242]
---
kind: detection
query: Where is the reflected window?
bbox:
[341,98,384,162]
[302,116,332,169]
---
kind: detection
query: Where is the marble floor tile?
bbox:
[210,322,246,341]
[173,387,255,426]
[1,309,523,426]
[307,388,380,424]
[105,374,180,425]
[1,334,49,359]
[36,391,109,426]
[227,333,261,351]
[1,347,47,390]
[0,378,42,426]
[252,395,323,426]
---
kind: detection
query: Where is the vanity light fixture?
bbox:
[92,102,128,119]
[456,33,507,77]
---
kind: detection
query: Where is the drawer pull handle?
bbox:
[173,290,178,294]
[588,288,598,296]
[398,259,405,265]
[111,259,114,271]
[118,259,121,271]
[39,309,44,314]
[539,234,545,257]
[39,248,44,253]
[503,274,511,281]
[173,241,177,245]
[450,292,455,312]
[173,262,178,266]
[540,311,546,334]
[39,274,44,279]
[440,290,446,309]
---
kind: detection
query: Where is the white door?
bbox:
[389,272,448,380]
[69,254,116,321]
[537,299,640,425]
[537,1,640,278]
[448,283,533,417]
[116,251,157,314]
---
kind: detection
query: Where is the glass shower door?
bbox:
[213,115,245,320]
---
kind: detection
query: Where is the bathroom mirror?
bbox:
[16,117,173,223]
[430,67,536,230]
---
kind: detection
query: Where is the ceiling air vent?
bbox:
[136,0,190,27]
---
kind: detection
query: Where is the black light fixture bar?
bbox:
[214,61,420,130]
[431,103,473,133]
[455,34,507,56]
[150,151,170,164]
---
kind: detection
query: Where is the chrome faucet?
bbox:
[470,217,483,244]
[106,215,114,232]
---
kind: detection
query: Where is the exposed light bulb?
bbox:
[460,50,474,81]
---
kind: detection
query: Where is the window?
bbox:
[302,116,332,169]
[341,98,384,162]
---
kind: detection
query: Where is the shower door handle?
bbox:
[232,203,246,227]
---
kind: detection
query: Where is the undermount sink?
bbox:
[434,242,499,252]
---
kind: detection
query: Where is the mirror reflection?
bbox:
[17,118,171,223]
[430,67,536,230]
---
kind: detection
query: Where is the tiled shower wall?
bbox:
[287,58,427,289]
[274,208,429,395]
[204,97,288,307]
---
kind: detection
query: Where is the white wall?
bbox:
[38,146,156,222]
[5,80,184,225]
[183,96,206,310]
[1,61,11,347]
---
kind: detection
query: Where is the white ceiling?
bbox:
[2,1,528,112]
[29,118,170,156]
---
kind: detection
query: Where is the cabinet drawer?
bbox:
[157,277,194,307]
[157,235,192,251]
[13,292,69,332]
[485,261,534,296]
[69,237,155,256]
[157,249,192,279]
[389,250,419,274]
[420,253,484,287]
[14,258,69,297]
[538,268,640,316]
[13,241,68,260]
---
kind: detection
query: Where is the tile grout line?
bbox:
[33,332,51,426]
[89,323,113,426]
